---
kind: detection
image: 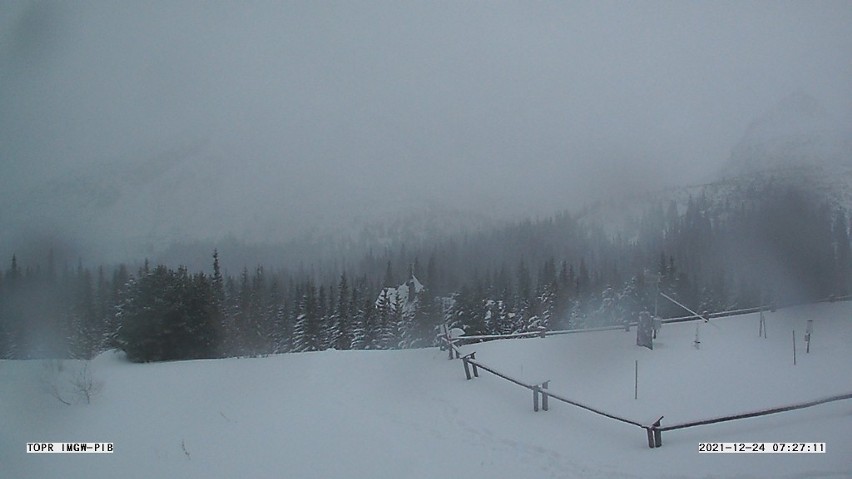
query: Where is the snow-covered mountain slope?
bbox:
[578,92,852,237]
[2,301,850,478]
[578,163,852,237]
[0,133,500,268]
[725,91,852,176]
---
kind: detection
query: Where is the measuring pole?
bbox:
[806,319,813,353]
[634,360,639,400]
[793,330,797,366]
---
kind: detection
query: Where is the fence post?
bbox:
[441,325,453,360]
[647,416,663,448]
[653,418,663,448]
[533,386,540,412]
[541,381,550,411]
[462,355,472,380]
[471,352,479,377]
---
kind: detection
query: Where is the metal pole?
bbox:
[634,360,638,400]
[806,319,813,354]
[793,330,797,366]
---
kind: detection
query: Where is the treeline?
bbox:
[0,183,848,361]
[0,253,442,361]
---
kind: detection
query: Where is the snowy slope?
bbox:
[2,302,850,478]
[725,92,852,177]
[577,162,852,242]
[578,92,852,238]
[0,137,502,267]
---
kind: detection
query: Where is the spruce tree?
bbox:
[331,272,353,350]
[294,281,322,352]
[115,265,219,362]
[375,288,393,349]
[410,286,438,347]
[69,267,98,359]
[360,291,379,350]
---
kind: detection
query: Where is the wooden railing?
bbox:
[450,295,852,346]
[440,330,852,449]
[651,392,852,447]
[443,334,651,439]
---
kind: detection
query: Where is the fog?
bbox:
[2,1,851,264]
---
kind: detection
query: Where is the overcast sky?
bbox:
[2,1,851,262]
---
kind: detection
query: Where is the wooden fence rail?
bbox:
[452,306,770,345]
[541,389,645,428]
[462,356,650,433]
[454,328,546,342]
[656,392,852,433]
[452,296,852,346]
[461,353,852,449]
[439,297,852,449]
[465,357,537,391]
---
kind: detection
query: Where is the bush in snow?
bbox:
[41,359,103,405]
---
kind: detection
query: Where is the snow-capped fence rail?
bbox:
[451,306,777,347]
[452,347,653,443]
[658,293,852,325]
[660,306,765,324]
[440,298,852,449]
[439,328,462,361]
[453,295,852,346]
[452,327,547,343]
[464,355,648,425]
[648,392,852,448]
[456,349,852,449]
[537,388,645,428]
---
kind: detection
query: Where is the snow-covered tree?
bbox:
[115,266,219,362]
[293,282,322,352]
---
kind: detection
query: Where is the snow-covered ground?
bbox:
[2,302,850,478]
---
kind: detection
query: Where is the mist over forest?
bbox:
[1,2,852,360]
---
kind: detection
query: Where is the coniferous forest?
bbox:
[1,183,849,362]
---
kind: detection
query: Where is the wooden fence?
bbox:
[451,295,852,346]
[650,392,852,447]
[440,332,852,449]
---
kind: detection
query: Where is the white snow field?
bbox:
[2,302,850,478]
